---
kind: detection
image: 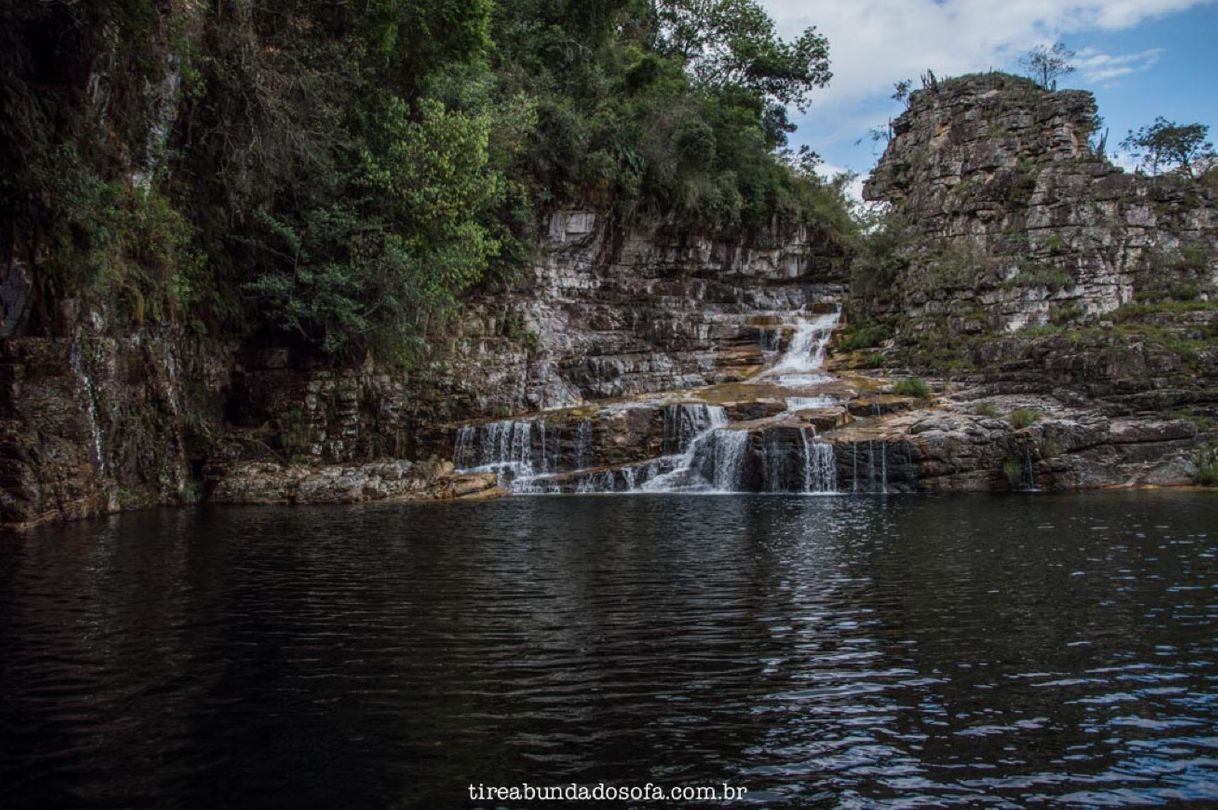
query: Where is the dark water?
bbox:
[2,493,1218,808]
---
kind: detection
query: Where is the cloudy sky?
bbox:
[758,0,1218,190]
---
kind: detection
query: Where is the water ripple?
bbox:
[1,492,1217,807]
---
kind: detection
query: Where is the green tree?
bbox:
[1120,117,1216,177]
[1019,42,1075,90]
[654,0,831,111]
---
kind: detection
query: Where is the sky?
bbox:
[757,0,1218,196]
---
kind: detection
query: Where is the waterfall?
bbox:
[872,404,888,495]
[538,422,549,474]
[450,306,849,496]
[70,341,106,474]
[452,419,537,482]
[757,310,840,385]
[801,430,837,494]
[868,440,876,492]
[453,425,477,468]
[709,429,750,492]
[640,405,732,492]
[663,402,724,454]
[574,420,592,469]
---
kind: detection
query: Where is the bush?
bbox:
[1003,457,1025,488]
[973,401,1000,418]
[837,320,892,351]
[1008,408,1042,429]
[1195,445,1218,487]
[893,377,930,398]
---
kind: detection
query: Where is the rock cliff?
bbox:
[860,74,1217,410]
[3,72,1215,528]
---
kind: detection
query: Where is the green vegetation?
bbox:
[849,213,908,312]
[892,377,930,399]
[1008,408,1042,429]
[1040,234,1067,255]
[1002,457,1026,488]
[837,320,892,351]
[1050,303,1086,325]
[1112,299,1218,322]
[907,240,992,294]
[1,0,855,360]
[1003,262,1074,292]
[1120,118,1216,177]
[973,401,1000,418]
[1194,445,1218,487]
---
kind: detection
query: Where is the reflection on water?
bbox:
[2,493,1217,807]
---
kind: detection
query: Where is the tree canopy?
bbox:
[1019,42,1076,91]
[0,0,853,360]
[1121,117,1216,177]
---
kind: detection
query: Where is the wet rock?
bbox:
[206,460,499,505]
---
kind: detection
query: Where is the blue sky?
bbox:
[759,0,1218,193]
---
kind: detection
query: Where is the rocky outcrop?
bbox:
[864,73,1217,333]
[0,210,851,526]
[206,459,499,505]
[222,212,850,464]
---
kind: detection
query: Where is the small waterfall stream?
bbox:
[70,341,107,474]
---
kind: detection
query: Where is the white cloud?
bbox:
[759,0,1213,110]
[1075,46,1163,83]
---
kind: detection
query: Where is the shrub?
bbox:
[837,320,892,351]
[974,401,1000,418]
[1195,445,1218,487]
[1003,457,1025,488]
[893,377,930,398]
[1008,408,1042,429]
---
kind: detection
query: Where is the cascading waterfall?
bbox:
[574,420,592,470]
[451,307,851,495]
[757,311,840,385]
[640,405,735,492]
[1022,445,1038,491]
[709,429,751,491]
[846,439,890,494]
[452,419,538,482]
[874,404,889,495]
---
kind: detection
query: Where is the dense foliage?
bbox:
[0,0,853,360]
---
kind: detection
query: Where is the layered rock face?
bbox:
[0,308,227,527]
[412,212,849,422]
[862,73,1217,374]
[219,214,849,463]
[1,213,850,526]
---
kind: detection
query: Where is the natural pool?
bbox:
[2,492,1217,807]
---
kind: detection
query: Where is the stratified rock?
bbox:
[206,460,499,505]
